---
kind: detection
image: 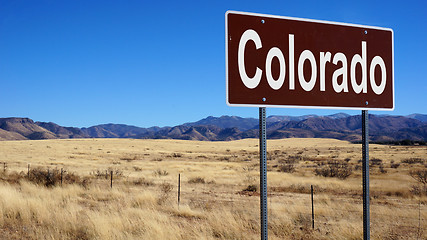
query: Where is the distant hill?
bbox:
[183,116,258,131]
[0,118,56,140]
[0,128,27,140]
[266,113,350,123]
[266,114,318,123]
[407,113,427,122]
[36,122,89,139]
[0,113,426,142]
[88,124,162,138]
[264,115,425,142]
[80,124,161,138]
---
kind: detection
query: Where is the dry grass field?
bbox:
[0,138,426,239]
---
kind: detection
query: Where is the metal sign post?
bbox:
[362,110,370,240]
[259,107,268,240]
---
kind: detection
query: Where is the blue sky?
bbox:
[1,0,426,127]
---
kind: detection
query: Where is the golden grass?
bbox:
[0,138,426,239]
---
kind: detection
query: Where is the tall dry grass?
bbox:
[0,138,425,239]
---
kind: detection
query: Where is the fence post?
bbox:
[417,200,421,239]
[178,173,181,207]
[27,164,30,178]
[61,168,63,186]
[110,171,113,188]
[3,162,6,173]
[311,185,315,229]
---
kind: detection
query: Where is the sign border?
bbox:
[225,10,394,111]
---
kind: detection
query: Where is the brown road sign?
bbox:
[226,11,394,110]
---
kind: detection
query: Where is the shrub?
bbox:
[279,164,295,173]
[160,182,173,193]
[120,155,139,161]
[62,170,81,184]
[243,184,257,192]
[370,158,383,166]
[28,168,56,186]
[409,169,427,185]
[132,177,154,186]
[293,213,312,230]
[157,182,173,205]
[314,160,352,179]
[0,171,25,184]
[133,166,143,171]
[109,168,123,177]
[379,164,387,174]
[286,155,303,163]
[91,168,122,179]
[91,169,110,179]
[410,185,427,196]
[402,158,424,164]
[80,176,92,189]
[153,169,169,177]
[188,177,205,184]
[28,168,81,187]
[390,163,400,168]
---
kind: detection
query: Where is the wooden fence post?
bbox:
[110,171,113,188]
[311,185,315,229]
[178,173,181,207]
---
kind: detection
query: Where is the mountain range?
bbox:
[0,113,426,142]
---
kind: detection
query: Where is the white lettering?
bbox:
[236,33,387,96]
[370,56,387,95]
[266,47,286,90]
[350,41,367,94]
[289,34,295,90]
[238,29,262,89]
[298,50,317,91]
[319,52,331,92]
[332,53,348,93]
